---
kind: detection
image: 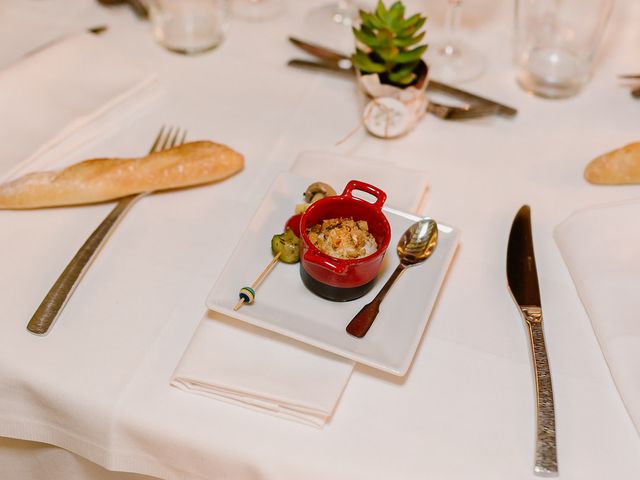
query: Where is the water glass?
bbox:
[514,0,614,98]
[148,0,228,54]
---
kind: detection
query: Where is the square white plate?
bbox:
[206,173,459,376]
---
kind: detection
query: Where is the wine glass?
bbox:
[425,0,484,83]
[231,0,284,21]
[304,1,364,50]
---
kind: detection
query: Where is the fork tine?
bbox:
[149,126,186,153]
[167,127,181,149]
[159,126,175,150]
[148,125,166,154]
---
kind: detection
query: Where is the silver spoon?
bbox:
[346,218,438,338]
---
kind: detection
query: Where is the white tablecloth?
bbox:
[1,0,640,479]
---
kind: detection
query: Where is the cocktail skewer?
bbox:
[234,252,281,311]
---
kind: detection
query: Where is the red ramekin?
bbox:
[299,180,391,301]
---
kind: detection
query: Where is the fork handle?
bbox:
[26,194,141,335]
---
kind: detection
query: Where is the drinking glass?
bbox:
[515,0,614,98]
[148,0,228,54]
[425,0,485,83]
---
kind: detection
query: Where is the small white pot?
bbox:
[356,60,429,138]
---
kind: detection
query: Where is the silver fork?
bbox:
[27,126,187,336]
[427,101,500,120]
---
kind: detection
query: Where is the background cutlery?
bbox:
[96,0,148,18]
[288,59,501,120]
[288,37,517,117]
[506,205,558,477]
[427,101,499,120]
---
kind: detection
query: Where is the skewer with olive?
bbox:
[234,181,336,310]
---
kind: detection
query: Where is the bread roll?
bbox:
[0,141,244,209]
[584,142,640,185]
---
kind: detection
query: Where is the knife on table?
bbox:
[506,205,558,477]
[288,37,517,117]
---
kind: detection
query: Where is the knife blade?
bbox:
[288,37,517,117]
[22,26,108,60]
[506,205,558,477]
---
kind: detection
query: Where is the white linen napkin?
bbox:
[0,32,162,180]
[555,198,640,436]
[171,152,430,427]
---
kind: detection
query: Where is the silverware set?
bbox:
[288,37,517,121]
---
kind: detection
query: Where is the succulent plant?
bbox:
[352,1,428,87]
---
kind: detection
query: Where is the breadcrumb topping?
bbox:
[307,217,378,259]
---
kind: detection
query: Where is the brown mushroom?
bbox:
[303,182,337,203]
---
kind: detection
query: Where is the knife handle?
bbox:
[522,306,558,477]
[26,195,139,335]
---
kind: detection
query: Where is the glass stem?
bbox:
[443,0,462,54]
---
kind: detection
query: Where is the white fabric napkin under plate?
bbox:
[555,198,640,436]
[0,32,162,180]
[171,152,430,427]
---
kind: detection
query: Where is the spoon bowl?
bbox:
[346,218,439,338]
[397,218,438,265]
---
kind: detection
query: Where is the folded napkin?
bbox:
[555,198,640,436]
[171,152,430,427]
[0,32,162,180]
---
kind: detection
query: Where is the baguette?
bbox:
[584,142,640,185]
[0,141,244,209]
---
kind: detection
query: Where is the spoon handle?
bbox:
[346,264,406,338]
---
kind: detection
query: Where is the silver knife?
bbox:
[506,205,558,477]
[288,37,517,117]
[22,26,108,60]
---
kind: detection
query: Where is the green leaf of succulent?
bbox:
[395,44,427,63]
[375,1,389,22]
[352,50,386,74]
[378,29,395,47]
[399,17,425,37]
[391,60,420,78]
[388,2,405,23]
[359,13,373,29]
[377,45,400,63]
[402,12,423,28]
[360,11,386,30]
[353,27,386,49]
[388,69,416,86]
[393,31,425,48]
[360,23,375,36]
